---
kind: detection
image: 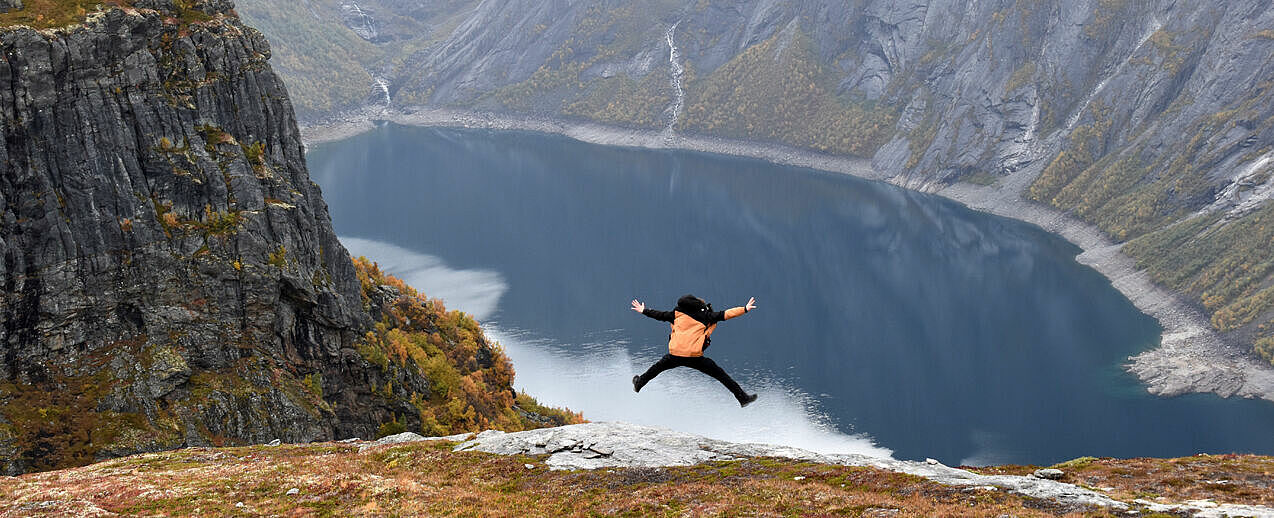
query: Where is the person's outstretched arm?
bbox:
[631,299,675,322]
[711,297,757,322]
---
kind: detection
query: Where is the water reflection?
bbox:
[342,237,891,457]
[310,124,1274,465]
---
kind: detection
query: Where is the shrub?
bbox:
[351,257,583,435]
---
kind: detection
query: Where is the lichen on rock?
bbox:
[0,3,576,475]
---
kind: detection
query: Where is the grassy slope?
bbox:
[0,442,1120,517]
[2,439,1272,516]
[1027,57,1274,362]
[971,454,1274,507]
[350,257,582,437]
[235,0,482,119]
[678,27,896,157]
[234,0,382,120]
[485,6,896,156]
[0,0,212,28]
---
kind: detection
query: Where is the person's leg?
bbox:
[683,356,752,403]
[634,354,684,392]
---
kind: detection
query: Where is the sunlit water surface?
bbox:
[308,124,1274,465]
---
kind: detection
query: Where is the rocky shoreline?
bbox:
[300,106,1274,404]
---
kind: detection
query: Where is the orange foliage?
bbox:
[352,257,582,435]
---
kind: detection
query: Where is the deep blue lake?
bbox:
[308,124,1274,465]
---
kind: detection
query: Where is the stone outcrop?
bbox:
[0,1,443,474]
[378,421,1269,518]
[449,422,1125,508]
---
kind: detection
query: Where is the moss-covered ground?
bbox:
[0,0,213,30]
[966,454,1274,507]
[7,439,1243,517]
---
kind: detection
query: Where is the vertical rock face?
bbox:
[0,2,413,474]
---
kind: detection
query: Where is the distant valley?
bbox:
[239,0,1274,387]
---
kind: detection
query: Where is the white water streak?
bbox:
[372,76,391,106]
[1066,17,1162,130]
[664,22,685,137]
[341,2,378,40]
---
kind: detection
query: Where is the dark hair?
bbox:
[676,294,711,313]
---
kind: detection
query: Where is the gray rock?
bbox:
[369,432,426,447]
[455,422,1131,511]
[285,488,299,496]
[356,431,482,453]
[1033,468,1065,480]
[267,439,282,447]
[0,5,444,474]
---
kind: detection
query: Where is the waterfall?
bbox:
[341,2,378,41]
[372,76,391,107]
[664,22,685,137]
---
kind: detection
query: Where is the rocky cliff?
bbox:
[238,0,1274,376]
[0,0,575,475]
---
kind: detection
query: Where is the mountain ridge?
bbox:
[236,0,1274,392]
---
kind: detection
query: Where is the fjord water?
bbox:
[308,124,1274,465]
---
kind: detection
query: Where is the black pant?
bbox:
[636,354,749,402]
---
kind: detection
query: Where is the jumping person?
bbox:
[630,294,759,407]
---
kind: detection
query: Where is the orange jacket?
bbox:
[642,296,748,357]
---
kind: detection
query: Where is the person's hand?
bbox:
[631,299,645,313]
[745,297,757,312]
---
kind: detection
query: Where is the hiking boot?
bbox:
[632,375,642,393]
[740,393,758,407]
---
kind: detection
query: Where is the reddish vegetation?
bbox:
[968,454,1274,508]
[0,1,214,30]
[353,257,583,436]
[1,440,1110,517]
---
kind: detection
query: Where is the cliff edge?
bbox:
[0,0,576,475]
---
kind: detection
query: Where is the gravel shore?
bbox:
[301,106,1274,404]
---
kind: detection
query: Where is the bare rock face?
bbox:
[446,422,1129,511]
[0,1,20,14]
[0,3,421,474]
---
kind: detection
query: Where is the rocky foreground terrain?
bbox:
[2,422,1273,517]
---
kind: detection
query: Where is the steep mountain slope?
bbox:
[235,0,479,119]
[238,0,1274,372]
[0,0,575,475]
